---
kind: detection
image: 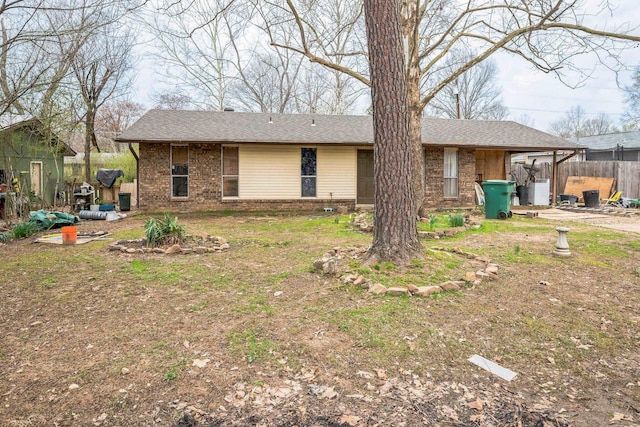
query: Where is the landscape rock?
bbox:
[322,259,337,275]
[407,284,419,294]
[415,286,441,296]
[152,248,166,254]
[165,244,182,254]
[485,263,499,274]
[368,283,388,295]
[465,271,478,281]
[342,274,357,284]
[387,287,409,296]
[440,281,461,291]
[353,275,367,287]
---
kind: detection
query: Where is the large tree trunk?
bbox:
[84,105,95,183]
[401,1,426,217]
[364,0,422,265]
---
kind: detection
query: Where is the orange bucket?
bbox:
[61,226,77,245]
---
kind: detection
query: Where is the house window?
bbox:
[222,146,239,197]
[171,145,188,198]
[301,148,317,197]
[444,148,458,198]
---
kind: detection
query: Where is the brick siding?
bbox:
[139,142,356,212]
[140,143,478,212]
[423,147,476,208]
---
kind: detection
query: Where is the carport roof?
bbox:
[116,109,584,152]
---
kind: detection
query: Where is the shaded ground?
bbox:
[1,210,639,426]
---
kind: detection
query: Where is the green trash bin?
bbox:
[482,180,515,219]
[118,192,131,211]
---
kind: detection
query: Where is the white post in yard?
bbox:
[552,226,571,257]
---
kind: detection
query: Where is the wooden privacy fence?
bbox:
[512,161,640,200]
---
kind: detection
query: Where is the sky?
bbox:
[133,0,640,134]
[490,0,640,132]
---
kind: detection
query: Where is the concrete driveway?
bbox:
[514,207,640,235]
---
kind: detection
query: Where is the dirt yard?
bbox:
[1,210,639,426]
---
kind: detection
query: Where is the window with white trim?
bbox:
[222,146,239,197]
[301,148,317,197]
[171,145,188,198]
[444,148,458,198]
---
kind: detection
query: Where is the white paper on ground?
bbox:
[468,354,517,381]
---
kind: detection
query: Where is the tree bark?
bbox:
[364,0,422,265]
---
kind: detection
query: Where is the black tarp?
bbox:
[96,169,124,188]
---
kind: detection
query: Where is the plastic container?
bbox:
[90,204,100,211]
[582,190,600,208]
[119,192,131,211]
[482,180,515,220]
[99,203,115,211]
[61,226,77,245]
[516,185,529,205]
[559,194,578,204]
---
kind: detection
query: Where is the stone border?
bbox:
[351,213,482,239]
[108,235,230,255]
[313,246,498,298]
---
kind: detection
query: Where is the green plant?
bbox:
[448,214,465,227]
[428,215,437,230]
[162,358,188,381]
[0,232,11,243]
[144,213,186,247]
[11,221,40,239]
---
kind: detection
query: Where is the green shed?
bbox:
[0,116,75,207]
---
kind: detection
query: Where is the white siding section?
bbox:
[238,145,356,199]
[317,147,356,199]
[239,146,299,199]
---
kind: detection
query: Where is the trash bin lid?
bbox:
[482,180,516,185]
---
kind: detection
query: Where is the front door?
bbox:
[357,150,374,204]
[30,161,43,197]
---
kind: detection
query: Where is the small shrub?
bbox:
[11,221,40,239]
[428,215,437,230]
[0,232,12,243]
[144,213,186,247]
[448,214,465,227]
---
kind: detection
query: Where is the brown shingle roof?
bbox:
[115,109,583,151]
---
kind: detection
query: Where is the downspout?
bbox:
[128,143,139,209]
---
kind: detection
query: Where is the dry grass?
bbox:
[1,211,639,426]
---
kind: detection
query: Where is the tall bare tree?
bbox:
[548,105,616,138]
[95,101,144,151]
[73,24,135,181]
[425,55,509,120]
[144,0,244,110]
[256,0,640,263]
[0,0,139,118]
[622,66,640,130]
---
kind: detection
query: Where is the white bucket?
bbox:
[90,204,100,211]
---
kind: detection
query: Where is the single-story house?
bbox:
[0,116,75,206]
[115,109,584,212]
[571,131,640,161]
